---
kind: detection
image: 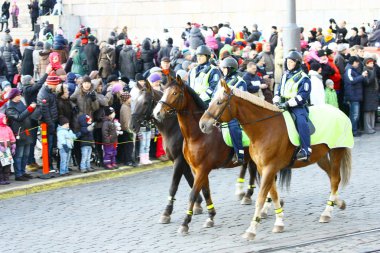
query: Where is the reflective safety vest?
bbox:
[189,64,217,101]
[227,75,245,90]
[280,71,309,99]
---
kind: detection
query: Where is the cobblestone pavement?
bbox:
[0,130,379,253]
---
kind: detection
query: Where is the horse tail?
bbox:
[340,148,352,187]
[279,168,292,190]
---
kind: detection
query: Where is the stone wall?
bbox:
[63,0,380,44]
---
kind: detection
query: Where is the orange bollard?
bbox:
[41,123,50,175]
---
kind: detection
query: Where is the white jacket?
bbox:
[309,70,325,106]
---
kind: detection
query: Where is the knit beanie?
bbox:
[46,72,61,86]
[14,38,20,45]
[59,116,70,126]
[135,73,144,81]
[111,82,123,94]
[120,92,131,102]
[148,73,162,83]
[7,88,22,100]
[104,106,115,116]
[44,41,52,50]
[21,75,33,85]
[1,81,11,90]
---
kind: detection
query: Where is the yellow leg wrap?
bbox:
[327,200,335,206]
[207,204,214,210]
[187,210,193,215]
[237,178,245,183]
[275,208,283,214]
[248,185,256,189]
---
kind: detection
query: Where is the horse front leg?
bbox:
[182,161,203,214]
[241,160,257,205]
[235,161,248,200]
[243,168,275,240]
[178,170,208,235]
[159,157,186,224]
[269,181,285,233]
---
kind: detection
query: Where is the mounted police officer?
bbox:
[188,45,221,104]
[273,50,312,161]
[219,57,247,163]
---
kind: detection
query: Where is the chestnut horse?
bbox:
[153,77,258,234]
[199,80,352,240]
[129,81,255,224]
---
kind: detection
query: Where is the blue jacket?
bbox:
[57,126,77,149]
[53,34,67,50]
[343,64,364,102]
[243,72,262,93]
[276,68,311,107]
[78,114,94,147]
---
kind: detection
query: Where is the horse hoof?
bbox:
[242,232,256,240]
[177,225,189,235]
[272,225,284,233]
[338,200,346,210]
[194,203,203,215]
[158,215,171,224]
[203,218,214,228]
[236,192,245,201]
[319,215,331,223]
[241,196,252,205]
[260,212,268,219]
[280,199,285,207]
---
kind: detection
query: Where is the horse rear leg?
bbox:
[319,149,349,223]
[236,162,248,200]
[269,181,285,233]
[178,170,211,235]
[201,178,216,228]
[243,168,275,240]
[241,160,257,205]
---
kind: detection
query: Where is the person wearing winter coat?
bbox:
[98,41,116,80]
[119,42,137,80]
[169,46,185,72]
[52,30,68,64]
[70,39,88,76]
[38,42,52,77]
[0,112,15,184]
[343,56,368,137]
[325,79,339,108]
[359,27,369,47]
[362,58,379,134]
[102,106,118,169]
[368,21,380,47]
[37,71,60,170]
[57,116,77,176]
[157,37,173,64]
[0,56,7,83]
[5,88,36,181]
[189,26,205,50]
[309,62,325,106]
[10,0,18,28]
[348,27,361,48]
[48,51,66,81]
[21,40,34,76]
[269,26,278,54]
[32,41,43,80]
[56,82,72,125]
[83,35,99,74]
[1,0,10,32]
[21,73,47,171]
[0,38,19,82]
[140,38,160,73]
[28,0,39,32]
[78,114,95,173]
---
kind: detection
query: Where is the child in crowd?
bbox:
[78,114,95,173]
[0,113,16,184]
[57,116,77,176]
[325,79,338,108]
[102,106,118,169]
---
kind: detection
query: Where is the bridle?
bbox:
[205,88,283,128]
[131,89,158,124]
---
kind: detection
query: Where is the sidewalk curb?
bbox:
[0,161,172,201]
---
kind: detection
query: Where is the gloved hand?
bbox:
[62,144,70,153]
[11,144,16,156]
[87,123,95,132]
[0,145,5,153]
[278,102,289,110]
[75,132,82,138]
[73,105,79,114]
[272,95,281,104]
[90,91,97,101]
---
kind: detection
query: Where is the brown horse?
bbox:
[199,80,352,240]
[153,77,258,234]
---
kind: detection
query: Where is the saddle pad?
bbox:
[283,104,354,149]
[221,123,250,147]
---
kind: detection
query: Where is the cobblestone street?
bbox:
[0,131,379,253]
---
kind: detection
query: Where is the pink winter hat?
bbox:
[111,82,123,94]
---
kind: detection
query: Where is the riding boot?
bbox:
[296,148,310,161]
[228,119,244,164]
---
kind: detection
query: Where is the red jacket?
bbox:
[328,57,342,91]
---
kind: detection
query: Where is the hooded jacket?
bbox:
[102,117,117,144]
[0,44,18,75]
[37,84,59,133]
[84,41,100,74]
[140,38,160,72]
[368,21,380,47]
[98,43,115,78]
[343,64,364,102]
[21,46,34,76]
[56,125,77,149]
[119,45,137,80]
[0,113,15,149]
[189,27,205,50]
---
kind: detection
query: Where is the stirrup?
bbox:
[296,149,309,162]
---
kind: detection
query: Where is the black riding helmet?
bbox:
[196,45,212,56]
[220,57,238,77]
[285,50,303,71]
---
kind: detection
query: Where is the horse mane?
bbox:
[185,85,208,111]
[231,88,282,112]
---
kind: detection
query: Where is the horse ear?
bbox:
[176,74,184,87]
[221,79,231,93]
[145,80,152,92]
[136,81,144,90]
[167,74,173,85]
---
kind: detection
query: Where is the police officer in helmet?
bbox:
[188,45,221,104]
[273,50,312,161]
[220,57,247,163]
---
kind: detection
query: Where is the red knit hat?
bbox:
[126,39,132,45]
[46,71,61,86]
[14,38,20,45]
